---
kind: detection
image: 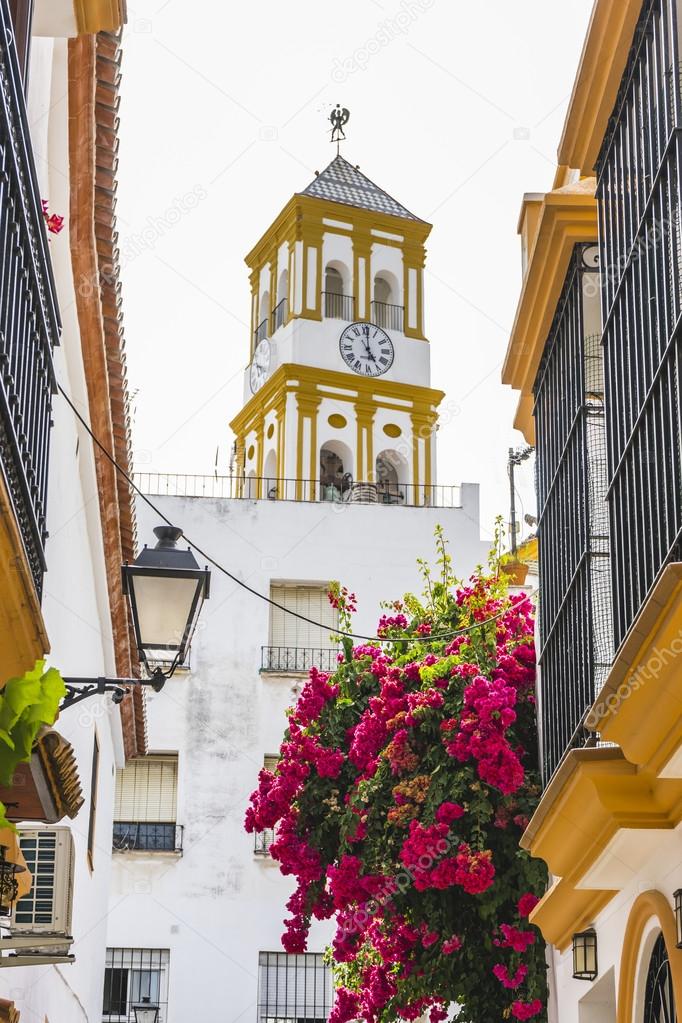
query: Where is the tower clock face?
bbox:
[339,322,394,377]
[249,339,271,394]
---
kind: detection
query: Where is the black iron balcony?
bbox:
[254,318,268,346]
[0,0,61,597]
[322,291,354,321]
[254,828,275,856]
[371,300,404,332]
[271,298,288,333]
[112,822,183,854]
[261,647,340,673]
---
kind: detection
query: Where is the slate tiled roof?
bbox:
[300,155,421,221]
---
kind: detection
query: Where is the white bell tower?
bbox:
[230,155,444,504]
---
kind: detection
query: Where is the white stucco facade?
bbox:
[0,34,130,1023]
[105,490,489,1022]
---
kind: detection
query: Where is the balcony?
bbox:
[371,300,404,332]
[136,473,463,508]
[322,291,354,321]
[254,828,275,855]
[112,822,183,854]
[271,298,288,333]
[261,646,339,674]
[0,0,60,599]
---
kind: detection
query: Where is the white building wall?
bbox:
[0,36,128,1023]
[106,491,488,1023]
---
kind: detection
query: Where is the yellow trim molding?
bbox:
[588,563,682,773]
[558,0,641,175]
[521,747,682,948]
[73,0,126,33]
[503,180,598,443]
[0,472,49,681]
[617,890,682,1023]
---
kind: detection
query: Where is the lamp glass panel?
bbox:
[130,575,200,651]
[134,1009,159,1023]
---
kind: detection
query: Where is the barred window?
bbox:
[255,757,279,855]
[113,755,179,853]
[258,952,332,1023]
[103,948,170,1022]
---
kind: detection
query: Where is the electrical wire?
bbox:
[58,384,529,645]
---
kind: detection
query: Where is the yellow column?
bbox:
[353,231,372,321]
[234,435,245,497]
[356,402,375,481]
[410,410,432,504]
[249,268,259,356]
[403,242,426,340]
[255,421,264,499]
[275,396,287,496]
[295,394,321,499]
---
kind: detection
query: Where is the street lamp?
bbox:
[122,525,211,676]
[572,928,598,981]
[133,997,160,1023]
[60,526,210,709]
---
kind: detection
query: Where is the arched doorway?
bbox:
[319,441,353,502]
[375,449,407,504]
[644,933,676,1022]
[323,262,351,319]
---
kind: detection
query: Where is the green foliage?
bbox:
[0,661,66,829]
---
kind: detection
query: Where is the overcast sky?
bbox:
[118,0,594,548]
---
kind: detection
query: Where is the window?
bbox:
[258,952,332,1023]
[113,755,180,853]
[87,732,100,868]
[263,585,339,672]
[103,948,170,1023]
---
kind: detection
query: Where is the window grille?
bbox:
[255,757,279,855]
[596,0,682,647]
[533,244,613,783]
[113,755,178,852]
[269,585,338,650]
[103,948,170,1022]
[257,952,332,1023]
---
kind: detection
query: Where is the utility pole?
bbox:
[508,446,534,555]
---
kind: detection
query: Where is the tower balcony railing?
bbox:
[261,646,340,673]
[271,298,288,333]
[371,300,404,332]
[322,291,355,321]
[135,473,462,508]
[254,318,268,346]
[0,0,61,598]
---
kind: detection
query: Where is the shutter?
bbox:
[269,585,339,649]
[264,755,279,773]
[114,756,178,823]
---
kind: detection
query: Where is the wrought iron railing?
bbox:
[371,300,404,332]
[596,0,682,648]
[271,298,287,333]
[254,828,275,855]
[261,646,339,673]
[0,0,60,597]
[135,473,463,508]
[254,318,268,345]
[112,822,183,854]
[322,291,354,320]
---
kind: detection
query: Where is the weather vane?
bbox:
[330,104,350,155]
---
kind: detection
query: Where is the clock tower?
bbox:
[229,154,444,503]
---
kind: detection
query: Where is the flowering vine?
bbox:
[41,199,64,236]
[245,529,547,1022]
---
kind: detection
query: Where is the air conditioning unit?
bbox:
[11,827,74,938]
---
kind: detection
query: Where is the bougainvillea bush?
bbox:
[245,531,547,1023]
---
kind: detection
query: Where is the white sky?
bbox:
[118,0,594,549]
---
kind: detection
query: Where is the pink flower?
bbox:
[442,935,462,954]
[435,802,465,825]
[329,987,360,1023]
[421,929,439,948]
[495,924,536,952]
[492,963,528,989]
[517,893,540,918]
[511,999,543,1020]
